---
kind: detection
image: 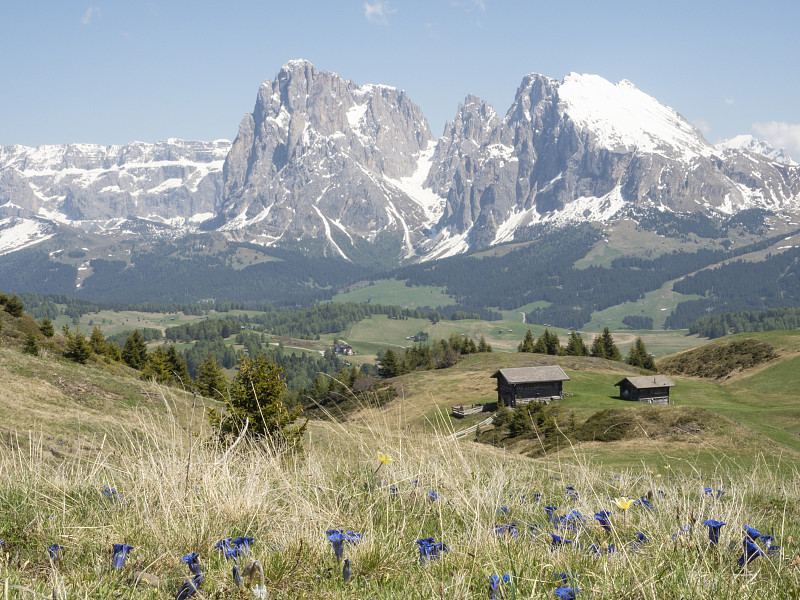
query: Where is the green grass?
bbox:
[331,278,455,308]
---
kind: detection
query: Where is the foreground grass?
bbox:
[1,386,800,599]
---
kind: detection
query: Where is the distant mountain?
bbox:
[715,134,797,166]
[2,62,799,265]
[424,74,800,257]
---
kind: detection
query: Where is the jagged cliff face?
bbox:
[423,73,800,258]
[1,62,799,263]
[216,60,440,260]
[0,139,230,229]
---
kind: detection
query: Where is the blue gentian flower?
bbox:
[182,553,201,576]
[428,491,439,503]
[176,573,203,600]
[738,538,764,567]
[493,523,519,538]
[544,506,558,523]
[716,489,725,499]
[636,497,653,510]
[633,532,648,551]
[533,493,542,503]
[594,511,612,532]
[102,487,121,501]
[760,535,780,554]
[326,530,346,560]
[588,544,602,556]
[232,564,242,589]
[345,531,364,545]
[488,574,511,599]
[389,486,399,498]
[554,586,579,599]
[702,520,725,546]
[744,525,763,541]
[550,533,574,551]
[232,536,254,556]
[497,506,510,515]
[703,487,713,496]
[607,543,616,554]
[416,537,449,564]
[112,543,133,569]
[47,544,63,560]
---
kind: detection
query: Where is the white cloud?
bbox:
[752,121,800,156]
[364,1,395,25]
[693,118,711,136]
[724,97,734,105]
[81,5,100,25]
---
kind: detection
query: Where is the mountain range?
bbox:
[1,59,799,265]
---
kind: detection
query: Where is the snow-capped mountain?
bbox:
[0,139,230,241]
[423,73,800,258]
[215,59,442,260]
[716,134,797,166]
[2,62,799,262]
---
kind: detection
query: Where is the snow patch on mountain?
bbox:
[716,134,797,165]
[558,74,714,159]
[0,217,54,255]
[383,141,445,225]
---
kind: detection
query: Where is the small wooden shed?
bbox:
[491,366,570,408]
[615,375,676,404]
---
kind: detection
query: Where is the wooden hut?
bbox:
[615,375,676,404]
[491,366,570,407]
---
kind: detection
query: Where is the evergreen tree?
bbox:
[542,329,561,355]
[89,326,108,355]
[626,337,657,371]
[518,329,536,352]
[122,330,148,369]
[590,334,607,359]
[477,335,492,353]
[592,327,621,361]
[165,344,193,390]
[40,317,55,337]
[4,294,24,317]
[208,354,306,449]
[196,353,228,400]
[141,346,172,383]
[22,332,39,356]
[63,325,91,364]
[378,349,401,378]
[564,331,588,356]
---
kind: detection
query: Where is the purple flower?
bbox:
[744,525,763,541]
[112,543,133,569]
[488,574,510,599]
[702,520,725,546]
[737,538,764,567]
[389,486,399,498]
[533,493,542,503]
[594,511,612,532]
[544,506,558,524]
[182,553,201,576]
[47,544,63,560]
[232,536,254,557]
[554,587,579,599]
[550,533,574,551]
[496,506,510,515]
[416,537,449,564]
[493,522,519,538]
[326,530,346,560]
[176,574,203,600]
[428,491,439,503]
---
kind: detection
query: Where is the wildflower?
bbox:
[176,574,203,600]
[635,497,653,510]
[614,497,634,510]
[112,543,133,569]
[554,586,579,599]
[761,535,780,554]
[342,558,352,583]
[232,536,254,557]
[550,533,574,551]
[553,572,576,584]
[702,520,725,546]
[377,451,393,465]
[215,538,233,553]
[102,486,121,501]
[544,506,558,523]
[594,511,612,532]
[344,531,364,545]
[232,565,243,589]
[47,544,63,560]
[493,522,519,538]
[533,493,542,503]
[588,544,602,557]
[389,486,399,498]
[633,532,648,551]
[744,525,763,541]
[488,574,510,599]
[738,538,764,567]
[182,553,202,576]
[497,506,510,515]
[428,491,439,503]
[416,537,449,564]
[326,530,346,560]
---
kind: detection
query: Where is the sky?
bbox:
[1,1,799,155]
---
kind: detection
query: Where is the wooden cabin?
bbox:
[615,375,676,404]
[491,366,570,407]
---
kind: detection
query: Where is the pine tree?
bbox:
[196,354,228,400]
[141,346,172,383]
[564,331,588,356]
[477,335,492,353]
[208,354,306,449]
[89,327,108,355]
[165,344,193,389]
[22,332,39,356]
[4,294,23,317]
[626,337,656,371]
[590,334,606,359]
[592,327,621,361]
[518,329,536,352]
[63,325,91,364]
[122,330,148,370]
[378,349,400,378]
[40,317,55,338]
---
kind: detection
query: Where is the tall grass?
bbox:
[1,384,799,599]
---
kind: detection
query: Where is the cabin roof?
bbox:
[615,375,676,389]
[491,366,570,384]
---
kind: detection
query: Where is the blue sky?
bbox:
[1,1,798,154]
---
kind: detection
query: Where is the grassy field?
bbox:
[331,279,455,308]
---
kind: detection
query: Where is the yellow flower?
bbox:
[615,496,634,510]
[665,465,671,470]
[377,451,394,465]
